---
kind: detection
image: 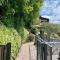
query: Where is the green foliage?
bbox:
[32,18,40,25]
[27,33,35,42]
[31,27,38,34]
[41,23,58,33]
[0,21,30,60]
[23,28,29,43]
[0,0,43,60]
[40,23,60,38]
[23,0,43,28]
[0,0,43,29]
[0,22,21,60]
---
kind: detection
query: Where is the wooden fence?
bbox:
[0,43,11,60]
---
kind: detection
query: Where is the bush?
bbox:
[31,27,39,34]
[0,22,21,60]
[22,28,29,43]
[27,33,35,42]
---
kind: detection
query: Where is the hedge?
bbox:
[0,22,21,60]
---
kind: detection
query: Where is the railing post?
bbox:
[50,47,52,60]
[36,35,52,60]
[44,44,47,60]
[37,40,38,60]
[40,30,44,40]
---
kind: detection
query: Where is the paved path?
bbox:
[15,42,37,60]
[52,55,58,60]
[15,42,59,60]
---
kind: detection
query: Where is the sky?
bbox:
[41,0,60,24]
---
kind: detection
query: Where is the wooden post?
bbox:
[5,43,11,60]
[0,45,5,60]
[0,47,3,60]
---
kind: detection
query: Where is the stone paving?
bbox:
[15,42,59,60]
[15,42,37,60]
[52,55,58,60]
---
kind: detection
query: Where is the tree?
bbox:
[0,0,43,35]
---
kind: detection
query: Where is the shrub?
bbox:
[31,27,39,34]
[0,22,21,60]
[27,33,35,42]
[22,28,29,43]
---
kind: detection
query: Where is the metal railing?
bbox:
[36,34,60,60]
[36,36,52,60]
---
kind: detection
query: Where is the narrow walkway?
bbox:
[15,42,37,60]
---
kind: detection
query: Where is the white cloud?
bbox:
[53,6,60,15]
[41,0,60,24]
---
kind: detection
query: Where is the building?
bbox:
[39,16,49,23]
[39,16,49,40]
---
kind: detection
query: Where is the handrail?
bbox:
[36,35,52,60]
[36,34,60,47]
